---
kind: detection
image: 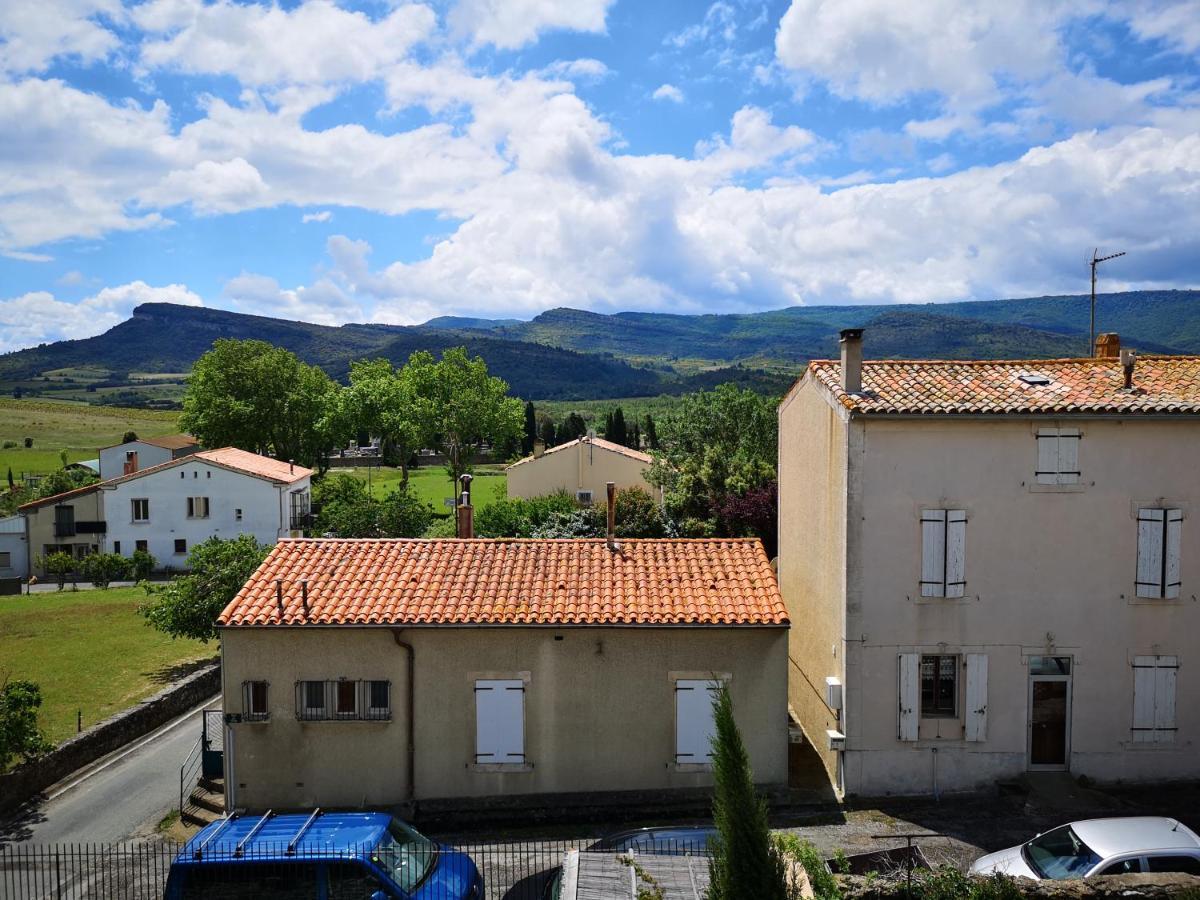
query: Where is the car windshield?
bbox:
[1022,826,1102,879]
[370,820,438,892]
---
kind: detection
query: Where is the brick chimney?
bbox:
[839,329,863,394]
[123,450,138,475]
[1095,332,1120,359]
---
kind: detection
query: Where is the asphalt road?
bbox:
[1,696,219,846]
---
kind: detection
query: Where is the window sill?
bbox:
[1126,595,1184,606]
[1028,482,1086,493]
[295,717,392,724]
[1122,741,1178,750]
[471,763,533,774]
[673,763,713,774]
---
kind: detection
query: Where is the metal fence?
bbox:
[0,839,714,899]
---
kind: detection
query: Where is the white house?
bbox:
[102,448,312,566]
[779,330,1200,797]
[0,514,28,580]
[98,434,200,480]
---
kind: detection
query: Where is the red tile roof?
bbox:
[507,435,653,469]
[219,538,788,628]
[807,356,1200,416]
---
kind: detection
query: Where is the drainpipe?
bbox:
[391,629,416,808]
[931,747,940,802]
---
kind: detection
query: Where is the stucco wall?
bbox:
[98,441,175,480]
[220,626,788,810]
[0,516,29,579]
[777,378,849,786]
[507,443,658,501]
[24,489,105,575]
[846,416,1200,795]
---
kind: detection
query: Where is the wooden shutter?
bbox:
[1155,656,1178,739]
[920,511,947,597]
[475,679,525,764]
[945,510,967,598]
[1133,656,1178,743]
[898,654,919,742]
[1036,430,1060,485]
[964,654,988,742]
[1165,510,1182,599]
[1056,430,1080,485]
[675,679,720,763]
[1136,509,1165,598]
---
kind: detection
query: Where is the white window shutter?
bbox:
[1136,509,1165,598]
[1165,510,1182,599]
[965,654,988,742]
[675,680,720,762]
[920,511,946,597]
[1132,657,1157,743]
[1036,431,1059,485]
[1057,431,1080,485]
[475,679,525,763]
[1155,657,1178,739]
[945,510,967,598]
[898,654,919,742]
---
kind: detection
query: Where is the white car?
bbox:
[970,817,1200,880]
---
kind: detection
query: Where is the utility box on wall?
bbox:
[826,729,846,751]
[825,676,843,710]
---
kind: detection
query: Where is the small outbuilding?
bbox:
[98,434,199,480]
[506,434,660,504]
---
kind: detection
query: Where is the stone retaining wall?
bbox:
[837,872,1200,898]
[0,663,220,816]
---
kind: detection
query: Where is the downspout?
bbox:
[391,629,416,807]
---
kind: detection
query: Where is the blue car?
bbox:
[164,810,483,899]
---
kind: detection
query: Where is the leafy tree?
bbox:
[716,482,779,558]
[317,487,432,538]
[404,348,523,492]
[80,552,132,589]
[33,468,97,501]
[58,449,68,468]
[139,535,269,643]
[474,492,578,538]
[122,431,138,444]
[131,549,156,582]
[0,680,53,770]
[335,359,430,486]
[180,339,342,470]
[531,508,606,538]
[522,402,537,456]
[40,551,76,590]
[312,472,369,510]
[614,487,672,538]
[708,684,789,900]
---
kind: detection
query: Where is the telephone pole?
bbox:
[1089,248,1126,354]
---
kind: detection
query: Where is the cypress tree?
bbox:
[708,685,788,900]
[643,414,659,450]
[540,419,558,448]
[630,423,641,451]
[604,410,614,440]
[610,407,628,446]
[522,401,537,455]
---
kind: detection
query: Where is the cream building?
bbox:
[217,533,789,811]
[506,435,660,503]
[779,330,1200,797]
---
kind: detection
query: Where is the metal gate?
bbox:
[201,709,224,778]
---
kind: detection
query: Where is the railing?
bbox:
[0,839,712,899]
[178,736,204,824]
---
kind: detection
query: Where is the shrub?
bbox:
[121,431,138,444]
[531,508,605,538]
[131,549,156,582]
[1,440,16,450]
[80,552,132,589]
[423,517,457,538]
[614,486,672,538]
[0,680,53,770]
[40,551,76,590]
[23,437,32,448]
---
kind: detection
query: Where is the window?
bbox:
[1145,856,1200,875]
[174,539,187,554]
[135,539,148,552]
[300,680,326,719]
[368,681,390,717]
[921,655,958,718]
[179,471,184,479]
[475,679,525,765]
[242,680,269,722]
[675,679,721,765]
[920,509,966,597]
[131,498,150,522]
[0,552,10,568]
[235,508,243,521]
[112,542,120,556]
[576,490,594,505]
[1096,859,1141,876]
[187,496,210,519]
[1035,428,1080,485]
[1132,655,1177,744]
[1136,508,1182,599]
[336,680,357,718]
[294,680,390,721]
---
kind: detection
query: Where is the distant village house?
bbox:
[506,434,660,504]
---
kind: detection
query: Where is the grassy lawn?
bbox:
[0,399,181,477]
[0,586,215,745]
[340,464,509,512]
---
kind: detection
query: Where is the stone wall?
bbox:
[837,872,1200,898]
[0,663,220,815]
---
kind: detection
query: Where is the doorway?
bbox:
[1028,656,1072,770]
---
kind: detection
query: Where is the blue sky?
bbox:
[1,0,1198,351]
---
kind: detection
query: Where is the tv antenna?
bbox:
[1089,248,1126,353]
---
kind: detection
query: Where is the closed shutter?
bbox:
[920,511,947,597]
[1036,431,1060,485]
[1133,656,1178,743]
[475,679,525,764]
[675,680,720,763]
[1056,430,1080,485]
[946,510,967,598]
[965,654,988,742]
[1136,509,1165,598]
[1165,510,1182,599]
[898,654,919,742]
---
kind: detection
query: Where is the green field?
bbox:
[0,586,215,745]
[536,395,684,431]
[340,464,509,512]
[0,399,180,477]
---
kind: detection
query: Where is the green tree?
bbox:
[40,551,76,590]
[139,535,270,642]
[6,467,13,491]
[608,407,628,446]
[33,468,97,501]
[131,549,156,582]
[531,508,605,538]
[614,487,671,538]
[0,680,53,770]
[180,339,342,470]
[522,401,537,456]
[80,552,132,589]
[122,430,138,444]
[336,359,430,486]
[643,414,659,450]
[312,472,369,511]
[318,487,432,538]
[405,348,523,493]
[708,684,789,900]
[538,418,557,449]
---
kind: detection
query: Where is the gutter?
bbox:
[390,628,416,807]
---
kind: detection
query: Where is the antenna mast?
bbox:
[1089,248,1126,354]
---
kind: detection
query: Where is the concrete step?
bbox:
[189,786,225,815]
[198,775,224,794]
[181,805,223,828]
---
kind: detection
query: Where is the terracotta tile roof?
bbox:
[807,356,1200,416]
[18,482,103,511]
[507,435,653,469]
[219,538,788,628]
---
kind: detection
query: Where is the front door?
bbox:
[1028,656,1072,770]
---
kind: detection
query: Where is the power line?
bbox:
[1089,248,1126,354]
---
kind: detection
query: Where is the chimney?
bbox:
[533,440,545,458]
[275,579,284,613]
[300,579,309,615]
[289,459,295,474]
[1120,348,1137,390]
[839,329,863,394]
[124,451,138,475]
[606,481,619,552]
[1095,332,1120,359]
[457,473,474,538]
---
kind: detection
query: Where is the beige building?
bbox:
[779,330,1200,797]
[507,435,660,503]
[19,483,107,572]
[217,533,789,811]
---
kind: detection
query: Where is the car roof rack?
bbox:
[193,813,237,861]
[233,810,274,858]
[286,808,322,855]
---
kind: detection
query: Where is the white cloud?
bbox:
[652,84,685,103]
[302,211,332,224]
[0,0,122,74]
[1118,0,1200,54]
[223,272,362,325]
[138,157,270,215]
[57,270,86,286]
[541,58,611,82]
[448,0,614,50]
[0,281,201,352]
[665,2,739,48]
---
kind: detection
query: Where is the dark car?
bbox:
[164,810,483,899]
